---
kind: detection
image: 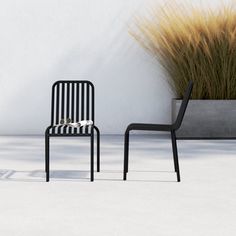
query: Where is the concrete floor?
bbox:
[0,135,235,236]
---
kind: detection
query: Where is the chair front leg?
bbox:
[171,130,181,182]
[90,130,94,182]
[123,130,130,180]
[94,126,100,172]
[45,134,50,182]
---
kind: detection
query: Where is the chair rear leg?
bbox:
[94,126,100,172]
[171,132,178,173]
[123,130,130,180]
[90,132,94,182]
[171,131,181,182]
[45,134,50,182]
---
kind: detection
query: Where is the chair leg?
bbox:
[45,134,47,173]
[171,132,178,173]
[90,131,94,182]
[123,130,130,180]
[94,126,100,172]
[45,134,50,182]
[171,131,181,182]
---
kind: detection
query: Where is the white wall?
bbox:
[0,0,231,135]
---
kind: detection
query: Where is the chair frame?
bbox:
[123,81,193,182]
[45,80,100,182]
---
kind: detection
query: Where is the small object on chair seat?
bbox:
[60,118,72,125]
[66,118,71,124]
[68,120,93,128]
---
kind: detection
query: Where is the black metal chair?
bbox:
[123,81,193,182]
[45,80,100,182]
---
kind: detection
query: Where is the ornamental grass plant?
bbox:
[131,3,236,99]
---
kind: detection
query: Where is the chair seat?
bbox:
[48,125,93,136]
[127,123,173,132]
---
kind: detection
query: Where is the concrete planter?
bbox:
[172,100,236,139]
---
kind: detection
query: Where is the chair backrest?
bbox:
[173,81,193,130]
[50,80,95,126]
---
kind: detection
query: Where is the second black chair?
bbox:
[45,80,100,182]
[123,81,193,182]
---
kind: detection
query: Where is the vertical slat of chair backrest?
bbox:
[75,82,80,134]
[58,82,65,134]
[55,84,60,125]
[51,84,55,134]
[70,83,75,134]
[91,84,94,122]
[64,82,69,133]
[85,83,90,134]
[56,83,61,134]
[81,83,85,133]
[51,83,59,134]
[51,81,94,135]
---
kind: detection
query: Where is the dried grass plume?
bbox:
[131,2,236,99]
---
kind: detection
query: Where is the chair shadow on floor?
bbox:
[0,169,177,183]
[0,169,90,182]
